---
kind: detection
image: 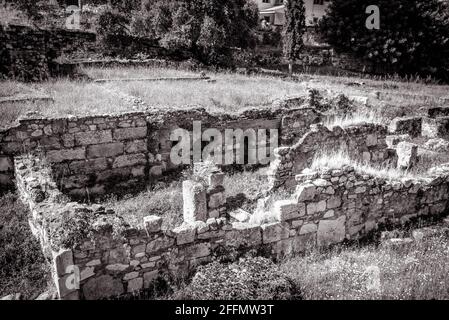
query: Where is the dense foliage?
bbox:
[283,0,306,63]
[173,256,301,300]
[320,0,449,80]
[128,0,259,66]
[0,193,50,299]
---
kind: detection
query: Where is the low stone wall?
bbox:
[267,123,396,189]
[0,24,96,81]
[0,104,322,198]
[15,153,449,300]
[423,117,449,140]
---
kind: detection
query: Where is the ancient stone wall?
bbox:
[0,24,96,81]
[267,123,397,189]
[14,153,449,300]
[0,105,322,198]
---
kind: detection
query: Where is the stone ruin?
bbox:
[3,101,449,300]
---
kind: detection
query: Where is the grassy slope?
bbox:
[0,193,52,299]
[282,226,449,300]
[1,68,448,129]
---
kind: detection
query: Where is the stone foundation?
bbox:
[0,103,323,199]
[14,151,449,300]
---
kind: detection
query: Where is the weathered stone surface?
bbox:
[183,180,207,223]
[317,216,346,246]
[75,130,112,146]
[295,183,317,202]
[69,158,108,174]
[173,224,196,245]
[299,223,317,235]
[53,249,74,277]
[225,223,262,247]
[274,200,304,221]
[127,277,143,292]
[114,127,147,140]
[86,142,123,159]
[307,200,326,215]
[83,275,124,300]
[125,139,147,154]
[396,142,418,170]
[389,117,422,137]
[146,236,175,254]
[261,223,282,244]
[46,148,85,163]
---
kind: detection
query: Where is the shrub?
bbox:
[173,256,301,300]
[0,193,51,299]
[320,0,449,81]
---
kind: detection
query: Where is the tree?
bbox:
[320,0,449,81]
[283,0,306,76]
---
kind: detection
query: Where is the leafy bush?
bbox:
[320,0,449,80]
[0,193,51,299]
[132,0,259,67]
[173,256,301,300]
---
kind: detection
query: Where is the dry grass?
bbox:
[105,168,270,228]
[1,67,449,128]
[104,70,308,113]
[282,227,449,300]
[310,149,421,181]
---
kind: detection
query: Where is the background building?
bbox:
[257,0,331,27]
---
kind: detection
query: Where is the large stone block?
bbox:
[183,180,207,223]
[295,183,317,202]
[173,223,197,245]
[75,130,112,146]
[125,139,147,154]
[87,142,124,159]
[114,127,147,141]
[317,216,346,247]
[225,223,262,247]
[389,117,422,137]
[261,223,282,244]
[273,200,304,221]
[82,275,124,300]
[46,148,85,163]
[69,158,108,174]
[396,142,418,170]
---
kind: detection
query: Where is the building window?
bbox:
[263,0,270,3]
[313,0,324,5]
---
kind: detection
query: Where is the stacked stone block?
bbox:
[14,153,449,300]
[268,123,397,190]
[1,106,322,197]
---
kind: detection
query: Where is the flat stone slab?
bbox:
[94,77,211,84]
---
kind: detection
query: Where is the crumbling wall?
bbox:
[267,123,396,189]
[15,154,449,300]
[0,24,96,81]
[1,105,322,198]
